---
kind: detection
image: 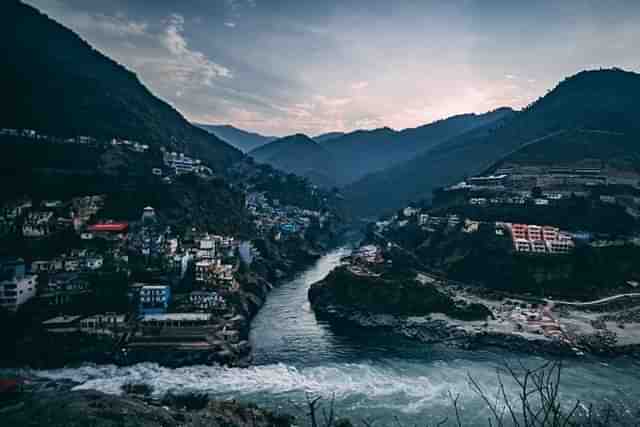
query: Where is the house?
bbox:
[139,285,171,314]
[0,257,37,311]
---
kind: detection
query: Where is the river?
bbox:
[23,247,640,425]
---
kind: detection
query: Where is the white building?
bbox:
[80,313,126,335]
[0,257,37,311]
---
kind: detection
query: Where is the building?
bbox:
[190,291,226,311]
[80,313,126,335]
[510,224,528,240]
[86,222,129,239]
[140,313,211,328]
[141,206,157,225]
[508,223,574,255]
[22,211,54,237]
[85,256,104,270]
[195,259,215,283]
[139,285,171,314]
[42,315,82,333]
[468,174,508,187]
[0,257,37,311]
[163,152,202,174]
[527,225,543,241]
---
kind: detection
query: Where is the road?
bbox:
[547,293,640,307]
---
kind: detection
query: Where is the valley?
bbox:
[3,1,640,425]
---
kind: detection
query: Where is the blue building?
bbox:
[139,285,171,315]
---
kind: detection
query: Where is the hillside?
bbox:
[196,124,276,153]
[322,109,513,185]
[490,129,640,170]
[249,134,337,188]
[345,69,640,217]
[2,1,242,171]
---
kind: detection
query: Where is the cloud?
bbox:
[224,21,236,28]
[161,14,232,86]
[505,74,517,80]
[351,81,369,90]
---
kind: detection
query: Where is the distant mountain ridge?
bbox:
[2,0,241,171]
[249,134,337,188]
[313,132,346,143]
[322,109,514,185]
[246,109,513,187]
[344,68,640,217]
[196,123,276,153]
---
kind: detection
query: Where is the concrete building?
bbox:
[139,285,171,314]
[190,291,225,311]
[0,257,37,311]
[140,313,211,328]
[80,313,126,335]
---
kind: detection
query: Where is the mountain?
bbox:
[345,68,640,217]
[320,109,513,185]
[313,132,346,144]
[2,0,242,171]
[196,124,276,153]
[249,134,337,188]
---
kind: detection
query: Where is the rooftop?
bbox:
[141,313,211,322]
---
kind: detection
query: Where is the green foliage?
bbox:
[311,267,490,320]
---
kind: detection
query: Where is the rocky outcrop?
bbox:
[3,390,294,427]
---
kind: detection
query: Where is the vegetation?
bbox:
[2,1,242,171]
[249,134,338,188]
[389,222,640,300]
[309,266,491,321]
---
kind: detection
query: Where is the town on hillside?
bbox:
[0,129,339,367]
[330,158,640,356]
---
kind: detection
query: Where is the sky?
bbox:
[26,0,640,137]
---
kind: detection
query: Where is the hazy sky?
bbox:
[26,0,640,136]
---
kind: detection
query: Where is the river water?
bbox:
[24,247,640,425]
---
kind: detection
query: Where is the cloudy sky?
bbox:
[26,0,640,136]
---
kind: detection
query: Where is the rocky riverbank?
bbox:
[308,266,640,358]
[2,389,294,427]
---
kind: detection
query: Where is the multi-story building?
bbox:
[22,211,54,237]
[163,152,202,174]
[508,224,574,255]
[510,224,528,240]
[139,285,171,314]
[527,225,543,241]
[514,239,531,252]
[190,291,226,311]
[0,257,37,311]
